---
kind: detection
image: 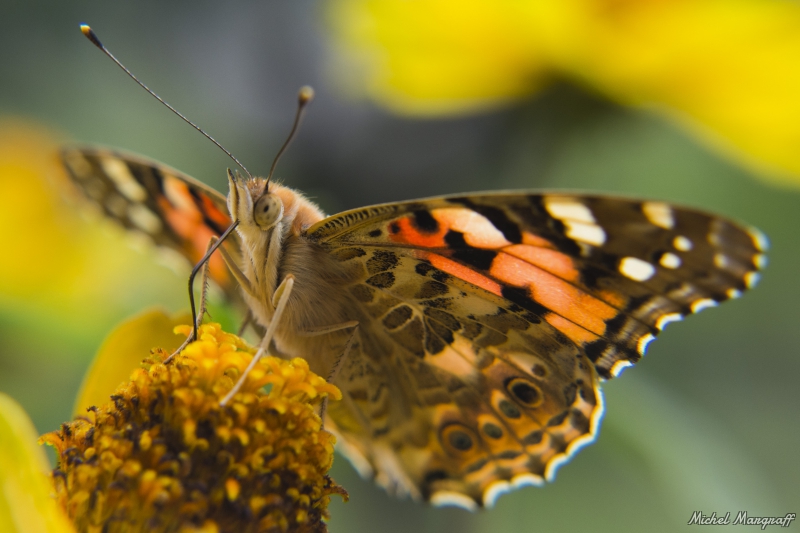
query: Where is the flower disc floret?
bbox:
[42,323,346,533]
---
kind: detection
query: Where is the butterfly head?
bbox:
[226,168,326,241]
[227,169,284,231]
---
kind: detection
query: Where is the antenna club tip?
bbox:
[298,86,315,104]
[80,24,103,48]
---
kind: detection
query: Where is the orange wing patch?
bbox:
[544,313,600,346]
[415,250,503,297]
[504,245,580,283]
[388,207,614,338]
[389,215,448,248]
[489,252,615,335]
[522,231,556,248]
[159,176,230,284]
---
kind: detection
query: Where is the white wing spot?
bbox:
[637,333,656,355]
[544,197,596,223]
[656,312,683,331]
[754,253,768,269]
[434,208,510,248]
[563,220,606,246]
[511,473,544,488]
[99,156,147,202]
[714,253,730,269]
[659,252,681,269]
[673,235,693,251]
[544,197,606,246]
[128,203,164,234]
[619,257,656,281]
[691,298,718,313]
[483,481,511,508]
[590,390,605,435]
[544,454,571,483]
[744,271,761,289]
[642,202,675,229]
[610,359,634,377]
[545,390,604,482]
[727,288,743,299]
[747,227,770,252]
[163,174,196,211]
[430,491,478,511]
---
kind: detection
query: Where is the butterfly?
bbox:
[60,145,768,510]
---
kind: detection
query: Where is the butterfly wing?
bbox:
[61,146,242,293]
[307,193,767,507]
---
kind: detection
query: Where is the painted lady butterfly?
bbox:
[61,145,767,510]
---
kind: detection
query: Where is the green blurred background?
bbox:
[0,2,797,532]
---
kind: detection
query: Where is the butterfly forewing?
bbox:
[308,193,766,377]
[61,146,243,291]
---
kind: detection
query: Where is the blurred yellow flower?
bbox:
[41,316,345,533]
[331,0,800,186]
[0,118,185,333]
[0,393,75,533]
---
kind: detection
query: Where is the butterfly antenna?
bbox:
[266,86,314,186]
[80,24,253,180]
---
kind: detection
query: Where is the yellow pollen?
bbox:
[41,323,347,533]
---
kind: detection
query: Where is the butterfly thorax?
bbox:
[229,177,362,374]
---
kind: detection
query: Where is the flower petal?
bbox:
[330,0,550,114]
[0,393,74,533]
[544,0,800,186]
[72,308,190,417]
[330,0,800,184]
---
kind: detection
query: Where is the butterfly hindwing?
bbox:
[322,248,602,507]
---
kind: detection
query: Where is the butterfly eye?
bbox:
[253,194,283,229]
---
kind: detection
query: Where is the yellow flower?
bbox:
[0,394,75,533]
[1,312,345,533]
[330,0,800,185]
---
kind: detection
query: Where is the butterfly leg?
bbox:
[323,326,359,423]
[164,235,218,364]
[214,240,256,297]
[237,309,253,337]
[299,321,360,421]
[220,274,295,406]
